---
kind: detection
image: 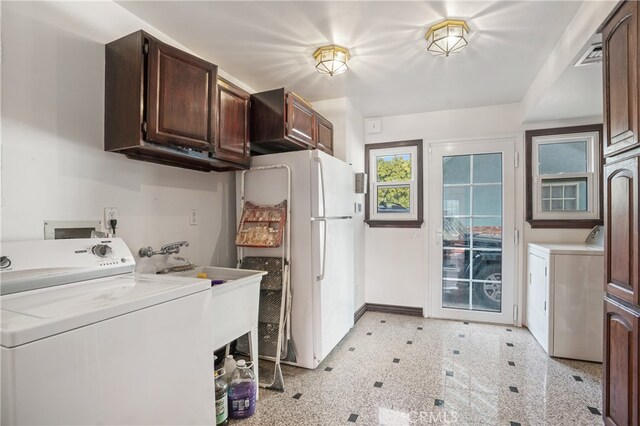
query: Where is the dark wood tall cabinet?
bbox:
[601,2,640,425]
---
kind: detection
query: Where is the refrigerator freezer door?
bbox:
[311,150,354,218]
[311,217,354,364]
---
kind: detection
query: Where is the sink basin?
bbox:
[167,266,266,350]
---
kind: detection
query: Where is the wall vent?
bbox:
[575,43,602,67]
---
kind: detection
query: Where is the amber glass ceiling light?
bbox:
[425,20,470,57]
[313,45,350,76]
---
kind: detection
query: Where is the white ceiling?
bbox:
[118,1,584,117]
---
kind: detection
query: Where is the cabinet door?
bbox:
[602,0,639,157]
[215,78,250,166]
[286,93,315,148]
[146,37,217,150]
[527,251,549,352]
[603,297,639,426]
[605,156,639,305]
[316,113,334,155]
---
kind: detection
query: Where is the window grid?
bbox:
[541,182,580,211]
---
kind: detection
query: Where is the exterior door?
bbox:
[429,139,517,324]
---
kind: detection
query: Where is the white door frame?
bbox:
[426,138,518,325]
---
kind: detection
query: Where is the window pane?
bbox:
[541,177,588,212]
[376,185,410,213]
[538,141,587,174]
[472,281,501,312]
[443,155,470,185]
[442,280,470,310]
[377,154,411,182]
[472,217,502,249]
[473,153,502,183]
[443,249,469,280]
[473,185,502,216]
[443,187,470,216]
[444,218,470,248]
[471,251,502,312]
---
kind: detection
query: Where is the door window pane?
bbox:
[443,218,470,248]
[538,141,587,174]
[473,185,502,216]
[376,154,411,182]
[443,249,469,280]
[473,153,502,183]
[471,281,501,312]
[443,187,470,216]
[444,156,470,184]
[442,280,470,310]
[471,217,502,249]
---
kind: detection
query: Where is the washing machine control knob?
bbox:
[92,244,113,258]
[0,256,11,269]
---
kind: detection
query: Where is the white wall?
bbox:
[314,97,367,310]
[0,1,252,269]
[364,103,600,324]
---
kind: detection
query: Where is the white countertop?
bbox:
[528,242,604,255]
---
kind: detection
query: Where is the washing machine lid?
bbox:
[528,242,604,255]
[0,273,210,348]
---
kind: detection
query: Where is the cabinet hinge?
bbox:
[142,122,148,133]
[544,301,547,312]
[143,42,149,55]
[514,229,519,245]
[514,152,520,168]
[428,145,432,154]
[544,266,547,277]
[513,305,518,323]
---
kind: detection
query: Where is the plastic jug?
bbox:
[214,366,228,425]
[223,355,236,383]
[227,360,257,419]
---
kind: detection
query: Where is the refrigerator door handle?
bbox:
[312,156,326,218]
[313,218,327,282]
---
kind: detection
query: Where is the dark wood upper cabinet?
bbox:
[105,30,248,172]
[602,0,639,157]
[605,156,639,306]
[215,77,250,166]
[603,297,639,426]
[250,88,333,155]
[315,112,334,155]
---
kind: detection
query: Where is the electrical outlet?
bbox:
[104,207,118,229]
[190,209,198,226]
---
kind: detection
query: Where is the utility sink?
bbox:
[168,266,266,354]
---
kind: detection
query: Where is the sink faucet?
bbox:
[138,241,189,258]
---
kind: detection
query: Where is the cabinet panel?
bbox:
[605,157,639,305]
[316,113,333,155]
[603,298,639,426]
[146,37,216,149]
[602,0,639,157]
[527,251,549,353]
[215,78,250,166]
[286,93,315,148]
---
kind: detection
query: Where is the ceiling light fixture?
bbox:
[425,19,470,57]
[313,45,350,76]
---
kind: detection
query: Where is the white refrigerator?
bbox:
[237,149,355,369]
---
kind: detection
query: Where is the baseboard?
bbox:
[354,304,367,323]
[354,303,423,323]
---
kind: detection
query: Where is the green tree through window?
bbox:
[376,154,412,210]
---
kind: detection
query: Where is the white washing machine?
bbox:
[527,235,604,362]
[0,238,214,425]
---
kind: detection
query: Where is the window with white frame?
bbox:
[526,125,602,227]
[364,140,423,227]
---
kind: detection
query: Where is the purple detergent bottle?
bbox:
[227,360,257,419]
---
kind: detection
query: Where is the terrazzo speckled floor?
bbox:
[230,311,603,425]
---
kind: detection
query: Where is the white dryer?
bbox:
[1,238,214,425]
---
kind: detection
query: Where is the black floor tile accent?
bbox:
[587,407,601,415]
[507,343,514,347]
[366,332,372,336]
[446,370,453,377]
[324,367,333,372]
[435,399,444,407]
[374,381,383,388]
[509,386,519,393]
[510,422,521,426]
[381,320,386,323]
[292,393,302,400]
[417,326,423,330]
[506,328,512,332]
[348,347,355,352]
[573,375,583,382]
[407,340,413,345]
[459,334,465,338]
[393,358,400,363]
[463,322,469,325]
[453,350,460,355]
[508,361,516,367]
[348,413,359,422]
